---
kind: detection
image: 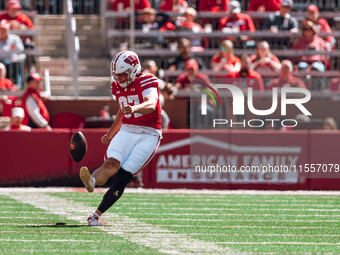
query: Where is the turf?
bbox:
[0,190,339,255]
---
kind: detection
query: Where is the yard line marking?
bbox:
[5,249,139,254]
[134,218,339,223]
[117,207,340,212]
[0,191,239,255]
[0,231,106,234]
[1,210,339,216]
[110,202,340,208]
[155,224,337,229]
[0,211,59,214]
[1,187,340,196]
[0,239,126,243]
[3,200,339,209]
[0,216,52,219]
[6,250,129,254]
[190,233,340,237]
[120,212,340,218]
[216,242,340,245]
[2,231,338,237]
[0,223,336,229]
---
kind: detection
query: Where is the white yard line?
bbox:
[0,187,340,196]
[125,207,340,212]
[2,231,339,237]
[216,242,339,245]
[154,224,336,229]
[1,210,339,216]
[0,223,336,229]
[127,218,339,223]
[0,191,238,255]
[0,216,52,219]
[192,233,340,237]
[110,201,340,208]
[0,239,125,243]
[121,212,340,218]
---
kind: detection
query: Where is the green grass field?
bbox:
[0,188,339,255]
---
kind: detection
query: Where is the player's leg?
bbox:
[80,131,137,193]
[79,158,120,192]
[87,167,133,226]
[87,134,160,226]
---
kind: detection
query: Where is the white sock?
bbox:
[93,212,99,218]
[91,176,96,187]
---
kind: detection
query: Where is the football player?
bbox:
[80,51,162,226]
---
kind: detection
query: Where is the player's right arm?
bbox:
[101,108,124,145]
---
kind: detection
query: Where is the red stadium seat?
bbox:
[51,112,85,129]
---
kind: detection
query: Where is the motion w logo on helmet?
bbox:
[124,55,139,67]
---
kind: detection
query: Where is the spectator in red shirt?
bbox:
[0,63,14,91]
[306,5,335,51]
[0,0,34,30]
[250,41,282,75]
[198,0,229,12]
[0,62,18,119]
[175,59,212,89]
[158,0,188,13]
[219,1,256,48]
[21,73,51,130]
[175,8,203,48]
[248,0,282,12]
[175,7,202,33]
[111,0,150,11]
[4,107,31,131]
[226,55,264,90]
[292,20,327,72]
[329,71,340,91]
[267,60,307,89]
[211,40,241,74]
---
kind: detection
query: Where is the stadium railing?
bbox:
[0,0,100,14]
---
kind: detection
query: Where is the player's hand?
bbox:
[122,104,135,115]
[101,133,113,145]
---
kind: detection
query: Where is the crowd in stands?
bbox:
[0,0,45,131]
[107,0,340,129]
[107,0,339,92]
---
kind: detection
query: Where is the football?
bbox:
[69,131,88,163]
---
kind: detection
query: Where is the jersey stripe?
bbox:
[141,81,158,87]
[140,77,158,84]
